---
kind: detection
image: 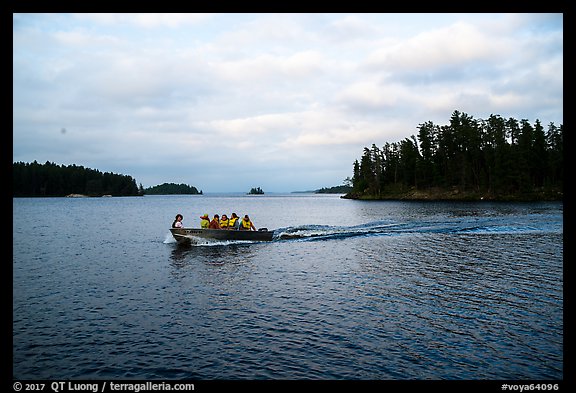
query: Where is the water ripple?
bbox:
[13,198,562,380]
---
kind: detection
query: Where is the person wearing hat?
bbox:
[200,214,210,228]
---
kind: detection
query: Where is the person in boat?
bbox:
[200,214,210,228]
[228,213,240,230]
[240,214,256,231]
[220,214,229,229]
[172,214,184,228]
[208,214,221,229]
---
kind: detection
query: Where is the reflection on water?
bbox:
[170,242,257,267]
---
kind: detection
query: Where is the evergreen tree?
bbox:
[13,161,141,197]
[346,111,562,201]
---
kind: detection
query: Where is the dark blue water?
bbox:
[12,195,563,380]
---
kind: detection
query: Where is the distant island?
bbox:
[291,183,353,194]
[144,183,202,195]
[13,161,141,197]
[343,110,563,201]
[315,185,352,194]
[248,187,264,195]
[12,161,205,198]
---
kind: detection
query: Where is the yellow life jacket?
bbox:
[229,217,238,227]
[220,218,229,228]
[200,218,210,228]
[241,219,252,229]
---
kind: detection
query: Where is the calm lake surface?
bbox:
[12,194,563,380]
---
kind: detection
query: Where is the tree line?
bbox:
[316,185,352,194]
[345,110,563,200]
[13,161,141,197]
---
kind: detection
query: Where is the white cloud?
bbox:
[53,30,121,47]
[210,50,325,85]
[365,21,508,72]
[13,13,563,191]
[207,113,299,136]
[73,13,212,28]
[335,81,400,111]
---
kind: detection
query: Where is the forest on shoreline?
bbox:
[344,110,563,201]
[13,161,141,197]
[12,161,206,197]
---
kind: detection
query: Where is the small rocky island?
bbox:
[248,187,264,195]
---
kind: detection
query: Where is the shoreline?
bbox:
[342,187,563,202]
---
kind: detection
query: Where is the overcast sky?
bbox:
[13,13,563,193]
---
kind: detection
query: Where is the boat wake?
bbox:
[163,233,177,244]
[273,217,560,242]
[273,222,401,242]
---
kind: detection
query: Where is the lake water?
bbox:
[12,194,563,380]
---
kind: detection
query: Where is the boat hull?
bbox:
[170,227,274,243]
